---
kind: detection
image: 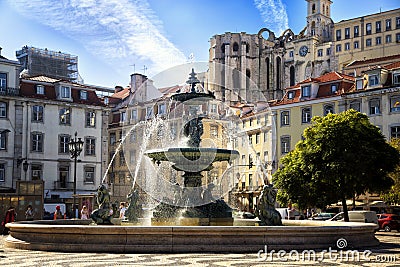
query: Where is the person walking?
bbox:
[25,205,34,221]
[2,207,16,235]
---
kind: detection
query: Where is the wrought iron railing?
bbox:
[0,87,20,96]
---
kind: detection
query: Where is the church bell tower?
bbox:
[306,0,333,41]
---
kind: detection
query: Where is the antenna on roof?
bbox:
[142,65,147,75]
[129,64,135,73]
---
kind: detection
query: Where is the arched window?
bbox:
[233,42,239,52]
[324,105,335,116]
[266,58,270,91]
[221,45,225,54]
[289,66,295,86]
[311,21,316,36]
[246,43,250,53]
[323,4,325,15]
[312,4,316,13]
[276,57,281,90]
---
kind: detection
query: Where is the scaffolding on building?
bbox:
[16,46,79,82]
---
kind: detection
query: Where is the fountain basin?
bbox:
[145,147,239,171]
[5,220,379,253]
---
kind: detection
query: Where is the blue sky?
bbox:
[0,0,398,88]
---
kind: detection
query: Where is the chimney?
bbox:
[114,86,123,93]
[0,47,2,56]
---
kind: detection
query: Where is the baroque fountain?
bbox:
[5,65,379,253]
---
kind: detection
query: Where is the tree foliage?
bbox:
[381,138,400,205]
[273,110,399,221]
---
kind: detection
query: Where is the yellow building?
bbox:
[334,8,400,73]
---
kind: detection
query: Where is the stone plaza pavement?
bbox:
[0,232,399,267]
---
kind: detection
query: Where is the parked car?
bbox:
[329,211,378,224]
[276,208,304,220]
[309,213,336,221]
[377,214,400,232]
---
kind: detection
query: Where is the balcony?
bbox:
[54,181,74,190]
[0,87,20,96]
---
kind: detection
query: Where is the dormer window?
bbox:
[301,85,311,97]
[158,103,166,115]
[331,84,338,94]
[356,78,364,90]
[60,86,71,99]
[368,74,379,87]
[36,85,45,95]
[393,72,400,85]
[287,91,295,99]
[80,90,88,100]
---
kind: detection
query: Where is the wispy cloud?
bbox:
[7,0,187,74]
[254,0,289,35]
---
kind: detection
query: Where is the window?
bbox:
[120,111,126,122]
[130,130,137,143]
[386,19,391,31]
[397,17,400,29]
[354,25,359,37]
[326,48,331,55]
[344,43,350,51]
[31,164,42,180]
[241,155,246,165]
[390,96,400,112]
[281,136,290,154]
[349,101,361,112]
[119,150,125,166]
[80,90,87,100]
[324,105,334,115]
[0,164,4,182]
[210,104,217,113]
[36,85,45,95]
[376,21,382,33]
[59,107,71,125]
[59,135,70,154]
[0,102,7,118]
[394,73,400,84]
[249,119,253,126]
[146,106,153,119]
[0,73,7,92]
[366,23,372,35]
[60,86,71,98]
[317,49,323,57]
[86,111,96,127]
[356,78,364,90]
[264,131,268,143]
[158,104,166,115]
[369,99,381,115]
[110,132,116,145]
[281,111,290,126]
[376,36,382,45]
[233,42,239,52]
[0,131,7,150]
[331,84,338,93]
[368,74,379,86]
[396,33,400,43]
[301,107,312,123]
[84,167,95,184]
[31,132,43,152]
[85,137,96,156]
[58,166,69,188]
[210,125,218,137]
[32,105,44,122]
[289,51,294,57]
[366,38,372,47]
[255,133,260,144]
[386,35,392,43]
[287,91,295,99]
[336,29,341,41]
[249,135,253,144]
[354,41,359,49]
[345,27,350,39]
[130,109,137,121]
[129,150,136,164]
[336,44,341,52]
[301,86,311,97]
[391,126,400,138]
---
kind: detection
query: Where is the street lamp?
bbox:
[22,160,29,180]
[69,132,84,219]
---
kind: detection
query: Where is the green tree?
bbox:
[273,110,399,221]
[381,138,400,205]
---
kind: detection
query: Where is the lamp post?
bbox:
[69,132,84,219]
[22,160,29,180]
